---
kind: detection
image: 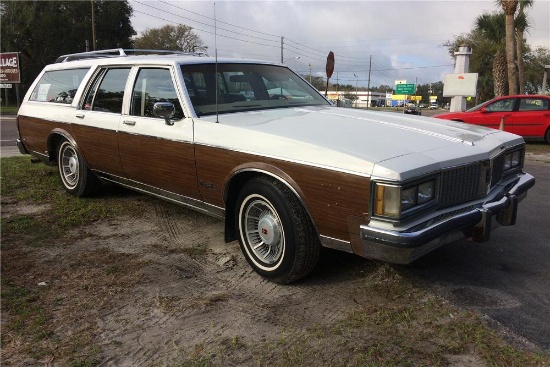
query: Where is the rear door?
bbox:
[506,96,550,138]
[72,67,131,177]
[117,66,201,200]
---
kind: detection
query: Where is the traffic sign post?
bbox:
[325,51,335,97]
[395,83,415,112]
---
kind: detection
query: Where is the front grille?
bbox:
[439,163,482,207]
[491,154,504,187]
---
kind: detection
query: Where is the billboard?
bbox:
[0,53,20,83]
[443,73,478,97]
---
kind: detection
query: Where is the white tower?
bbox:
[450,45,472,112]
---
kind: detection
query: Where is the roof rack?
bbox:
[55,48,209,63]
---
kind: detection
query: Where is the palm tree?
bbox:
[497,0,519,95]
[515,0,533,94]
[476,12,508,96]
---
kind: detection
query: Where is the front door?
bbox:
[117,66,201,200]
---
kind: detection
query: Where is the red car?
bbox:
[435,95,550,144]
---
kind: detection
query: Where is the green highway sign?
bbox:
[395,83,415,95]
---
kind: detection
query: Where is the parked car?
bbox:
[435,95,550,144]
[429,103,438,110]
[17,49,535,283]
[404,106,421,115]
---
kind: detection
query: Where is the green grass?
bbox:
[525,141,550,155]
[0,105,19,114]
[1,280,53,359]
[1,157,142,248]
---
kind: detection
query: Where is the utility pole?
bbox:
[91,0,96,50]
[336,72,339,106]
[354,73,358,108]
[280,36,284,63]
[414,77,418,106]
[366,55,372,109]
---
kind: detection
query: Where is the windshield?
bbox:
[180,63,329,116]
[466,101,486,112]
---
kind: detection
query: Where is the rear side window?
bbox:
[83,68,131,114]
[518,98,549,111]
[29,68,89,104]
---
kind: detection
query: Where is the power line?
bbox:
[133,1,280,46]
[130,1,455,86]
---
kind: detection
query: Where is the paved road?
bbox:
[395,160,550,351]
[1,115,20,157]
[2,113,549,350]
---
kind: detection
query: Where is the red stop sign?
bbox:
[326,51,335,79]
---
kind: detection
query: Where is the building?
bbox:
[326,91,389,108]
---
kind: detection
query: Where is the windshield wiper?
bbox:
[232,104,262,108]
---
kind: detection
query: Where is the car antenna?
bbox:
[214,2,219,123]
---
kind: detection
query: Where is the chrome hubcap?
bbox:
[243,198,284,265]
[61,145,79,187]
[257,214,281,246]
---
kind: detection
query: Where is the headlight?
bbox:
[418,181,435,204]
[503,149,523,171]
[374,180,436,219]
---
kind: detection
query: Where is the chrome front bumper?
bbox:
[359,172,536,264]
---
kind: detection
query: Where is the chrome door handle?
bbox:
[123,120,136,126]
[75,113,85,119]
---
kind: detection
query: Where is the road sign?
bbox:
[0,84,12,88]
[396,83,415,95]
[326,51,335,79]
[0,53,20,83]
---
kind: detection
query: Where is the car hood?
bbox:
[195,106,524,180]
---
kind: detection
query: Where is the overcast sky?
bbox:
[129,0,550,88]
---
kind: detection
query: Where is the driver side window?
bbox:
[130,68,184,120]
[486,98,515,112]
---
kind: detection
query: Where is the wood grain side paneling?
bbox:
[70,124,124,176]
[195,145,371,241]
[118,132,200,199]
[17,116,61,157]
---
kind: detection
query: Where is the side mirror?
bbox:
[480,107,488,113]
[153,102,176,125]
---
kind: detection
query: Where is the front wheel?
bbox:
[57,139,100,197]
[235,176,320,283]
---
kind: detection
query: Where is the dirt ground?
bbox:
[2,150,549,366]
[1,198,398,366]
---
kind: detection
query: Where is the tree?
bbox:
[1,1,135,92]
[523,46,550,94]
[515,0,533,94]
[446,17,549,101]
[134,25,207,53]
[497,0,519,94]
[476,12,508,97]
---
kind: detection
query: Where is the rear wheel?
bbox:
[235,176,319,283]
[545,128,550,145]
[57,139,100,197]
